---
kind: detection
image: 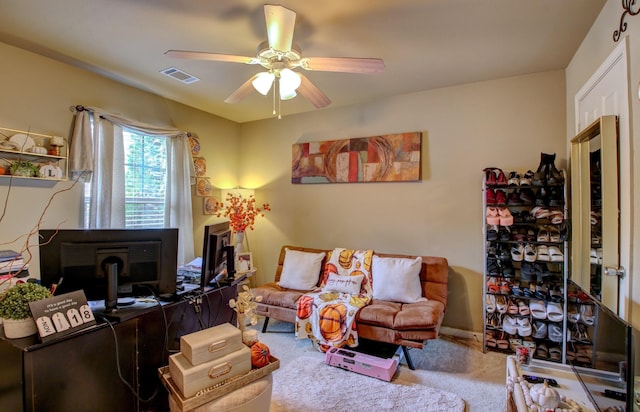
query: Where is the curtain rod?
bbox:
[70,104,195,137]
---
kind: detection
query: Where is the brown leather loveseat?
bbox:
[252,245,449,369]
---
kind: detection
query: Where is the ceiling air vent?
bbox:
[160,67,200,84]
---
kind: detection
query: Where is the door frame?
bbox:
[574,37,631,318]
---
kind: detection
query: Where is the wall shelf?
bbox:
[0,127,68,181]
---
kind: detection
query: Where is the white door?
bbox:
[575,37,631,317]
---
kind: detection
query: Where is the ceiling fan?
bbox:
[165,4,384,115]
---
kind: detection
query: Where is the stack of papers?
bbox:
[177,257,202,284]
[0,250,28,274]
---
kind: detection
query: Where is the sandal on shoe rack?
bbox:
[546,301,564,322]
[548,225,561,242]
[536,245,550,262]
[548,323,564,343]
[496,332,509,350]
[530,299,547,320]
[486,278,501,294]
[502,315,517,335]
[548,346,562,362]
[485,330,497,348]
[487,312,501,329]
[517,317,532,337]
[580,304,595,325]
[506,298,519,315]
[509,337,523,352]
[548,285,563,302]
[537,226,550,242]
[566,343,577,363]
[535,343,549,360]
[485,294,496,313]
[496,295,508,314]
[517,299,530,316]
[532,320,547,339]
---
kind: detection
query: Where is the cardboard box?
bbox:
[169,346,251,398]
[180,323,244,366]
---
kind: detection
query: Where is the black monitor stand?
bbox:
[105,262,118,313]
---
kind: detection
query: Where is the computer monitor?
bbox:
[39,229,179,306]
[200,222,234,288]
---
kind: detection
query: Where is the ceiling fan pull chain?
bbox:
[278,92,282,120]
[272,82,277,117]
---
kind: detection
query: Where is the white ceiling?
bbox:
[0,0,606,123]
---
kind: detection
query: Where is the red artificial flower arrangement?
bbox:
[212,192,271,232]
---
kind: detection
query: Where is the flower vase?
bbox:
[236,313,247,332]
[235,231,245,254]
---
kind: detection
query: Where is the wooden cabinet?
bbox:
[0,286,236,412]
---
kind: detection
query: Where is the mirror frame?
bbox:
[570,115,619,310]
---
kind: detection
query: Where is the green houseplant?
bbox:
[9,160,39,177]
[0,282,52,338]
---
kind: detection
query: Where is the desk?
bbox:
[0,286,236,412]
[506,356,628,412]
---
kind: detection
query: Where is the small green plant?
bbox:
[9,160,39,177]
[0,282,52,320]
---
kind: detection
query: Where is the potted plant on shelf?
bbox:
[0,282,52,338]
[9,160,39,177]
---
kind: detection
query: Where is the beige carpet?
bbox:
[254,319,508,411]
[271,356,465,411]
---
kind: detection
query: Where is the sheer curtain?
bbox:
[69,106,195,265]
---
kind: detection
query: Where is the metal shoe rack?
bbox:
[482,167,569,364]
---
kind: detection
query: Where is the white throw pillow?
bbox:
[278,248,325,290]
[323,273,364,295]
[371,255,426,303]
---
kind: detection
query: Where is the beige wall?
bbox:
[0,39,569,333]
[566,0,640,328]
[239,71,567,332]
[0,42,239,275]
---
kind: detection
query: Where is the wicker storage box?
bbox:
[169,346,251,398]
[181,322,244,366]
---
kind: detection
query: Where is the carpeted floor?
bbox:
[271,356,465,411]
[252,318,508,411]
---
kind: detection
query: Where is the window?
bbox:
[84,131,168,228]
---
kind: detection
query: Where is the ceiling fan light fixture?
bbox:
[252,72,275,95]
[279,68,301,100]
[279,87,297,101]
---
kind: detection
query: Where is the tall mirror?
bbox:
[570,115,620,311]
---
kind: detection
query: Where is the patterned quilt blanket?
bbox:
[295,248,373,351]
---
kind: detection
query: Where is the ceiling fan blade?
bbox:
[297,73,331,109]
[264,4,296,52]
[165,50,257,64]
[300,57,385,74]
[224,75,258,104]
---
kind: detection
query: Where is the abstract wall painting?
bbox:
[291,132,421,184]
